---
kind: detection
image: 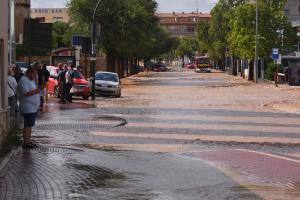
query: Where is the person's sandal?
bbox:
[22,142,39,149]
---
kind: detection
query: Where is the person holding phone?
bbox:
[18,66,41,148]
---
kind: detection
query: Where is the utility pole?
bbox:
[254,0,258,83]
[90,0,103,100]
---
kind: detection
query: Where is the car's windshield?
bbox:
[73,70,84,79]
[95,73,118,82]
[196,58,209,64]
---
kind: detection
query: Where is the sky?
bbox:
[31,0,218,13]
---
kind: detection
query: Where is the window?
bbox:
[59,9,62,13]
[52,9,54,13]
[53,17,63,22]
[187,27,195,32]
[45,9,48,13]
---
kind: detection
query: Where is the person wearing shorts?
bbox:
[18,66,41,148]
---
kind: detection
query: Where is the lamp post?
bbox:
[254,0,258,83]
[91,0,103,100]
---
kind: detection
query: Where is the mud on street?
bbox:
[1,69,300,200]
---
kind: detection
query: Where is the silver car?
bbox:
[95,72,121,97]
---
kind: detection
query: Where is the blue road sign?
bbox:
[272,48,279,60]
[72,35,83,46]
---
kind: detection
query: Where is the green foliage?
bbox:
[197,0,297,65]
[265,62,277,80]
[52,21,90,49]
[68,0,175,60]
[176,38,198,59]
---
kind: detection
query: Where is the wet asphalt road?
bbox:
[1,68,300,200]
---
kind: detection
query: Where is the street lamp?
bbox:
[276,29,284,47]
[254,0,258,83]
[91,0,103,100]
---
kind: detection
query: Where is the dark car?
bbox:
[153,63,167,72]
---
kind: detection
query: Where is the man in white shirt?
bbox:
[18,66,41,148]
[7,67,18,116]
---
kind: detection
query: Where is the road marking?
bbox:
[235,149,300,164]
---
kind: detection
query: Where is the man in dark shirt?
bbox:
[13,65,24,83]
[65,65,75,103]
[58,64,69,103]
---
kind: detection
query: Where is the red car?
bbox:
[185,63,196,69]
[70,70,90,100]
[46,66,90,100]
[46,66,59,96]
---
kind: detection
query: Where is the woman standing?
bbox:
[7,66,18,116]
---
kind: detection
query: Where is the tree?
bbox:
[69,0,175,75]
[228,0,297,60]
[176,38,198,60]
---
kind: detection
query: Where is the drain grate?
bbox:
[17,145,82,153]
[35,122,114,130]
[35,116,127,130]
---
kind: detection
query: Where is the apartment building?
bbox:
[31,8,70,23]
[285,0,300,22]
[157,12,211,38]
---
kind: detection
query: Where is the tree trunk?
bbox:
[107,53,115,72]
[248,60,254,81]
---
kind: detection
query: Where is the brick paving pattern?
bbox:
[0,147,123,200]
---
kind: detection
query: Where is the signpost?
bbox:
[272,48,279,87]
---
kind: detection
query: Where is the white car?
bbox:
[95,71,121,98]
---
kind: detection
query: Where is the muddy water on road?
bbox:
[33,70,300,199]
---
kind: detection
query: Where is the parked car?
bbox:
[70,69,91,100]
[153,63,167,72]
[47,67,90,100]
[185,62,196,69]
[46,66,59,96]
[16,62,29,73]
[95,72,121,98]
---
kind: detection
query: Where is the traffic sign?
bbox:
[72,35,83,46]
[272,48,279,60]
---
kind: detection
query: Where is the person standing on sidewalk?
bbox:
[7,67,18,116]
[42,64,50,101]
[18,67,40,148]
[65,65,75,103]
[58,64,68,103]
[37,63,50,108]
[13,65,24,83]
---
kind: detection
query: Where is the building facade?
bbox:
[0,0,10,146]
[31,8,70,23]
[15,0,30,44]
[285,0,300,23]
[156,12,211,38]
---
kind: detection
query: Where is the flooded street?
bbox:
[2,69,300,199]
